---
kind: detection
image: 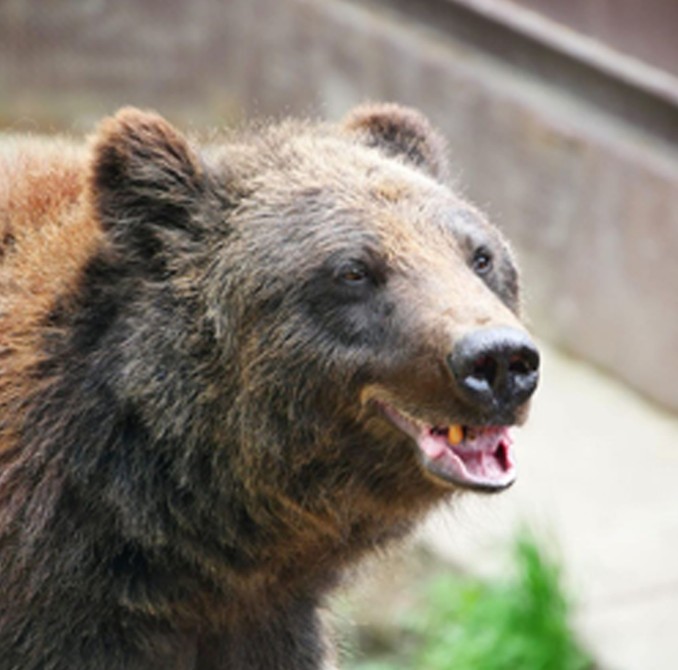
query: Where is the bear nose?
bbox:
[447,327,540,414]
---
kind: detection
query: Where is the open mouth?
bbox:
[377,402,516,491]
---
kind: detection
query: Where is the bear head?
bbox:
[86,103,539,549]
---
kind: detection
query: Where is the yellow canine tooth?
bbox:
[447,424,464,446]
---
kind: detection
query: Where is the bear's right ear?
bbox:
[343,103,449,181]
[90,108,206,263]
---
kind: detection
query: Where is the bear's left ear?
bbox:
[343,103,449,181]
[90,108,206,263]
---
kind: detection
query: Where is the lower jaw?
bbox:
[420,452,516,492]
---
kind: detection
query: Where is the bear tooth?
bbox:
[447,424,464,446]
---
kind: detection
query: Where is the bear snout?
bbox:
[447,327,540,418]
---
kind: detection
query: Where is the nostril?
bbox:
[470,355,498,386]
[508,356,529,376]
[508,347,539,377]
[505,345,540,407]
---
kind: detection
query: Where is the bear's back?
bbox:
[0,137,102,454]
[1,136,89,249]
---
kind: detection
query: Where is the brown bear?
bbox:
[0,104,539,669]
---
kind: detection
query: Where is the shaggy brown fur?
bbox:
[0,105,535,669]
[0,139,100,454]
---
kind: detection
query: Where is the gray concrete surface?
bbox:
[421,341,678,670]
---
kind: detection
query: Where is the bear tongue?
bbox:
[417,426,516,490]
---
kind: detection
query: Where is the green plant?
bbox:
[346,533,594,670]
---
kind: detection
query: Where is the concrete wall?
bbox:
[1,0,676,411]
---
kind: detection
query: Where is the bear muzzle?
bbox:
[369,327,539,492]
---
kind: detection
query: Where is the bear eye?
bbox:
[472,246,493,276]
[336,261,371,285]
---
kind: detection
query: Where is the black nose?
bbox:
[448,327,540,414]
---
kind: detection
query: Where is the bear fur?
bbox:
[0,104,536,669]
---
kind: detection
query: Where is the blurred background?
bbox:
[1,1,677,668]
